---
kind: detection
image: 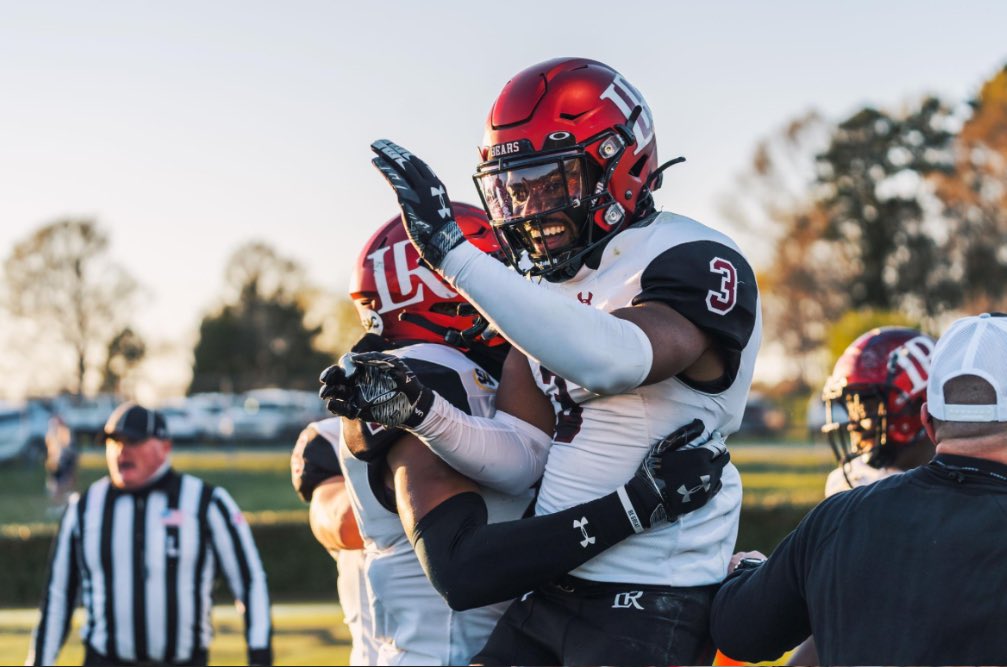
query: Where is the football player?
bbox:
[339,57,762,665]
[821,327,937,494]
[290,419,377,666]
[322,206,725,664]
[785,326,936,665]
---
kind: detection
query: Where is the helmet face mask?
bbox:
[475,148,614,277]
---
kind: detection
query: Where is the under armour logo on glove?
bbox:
[319,352,435,434]
[371,139,466,270]
[621,419,730,530]
[431,185,452,219]
[677,474,712,503]
[573,517,596,548]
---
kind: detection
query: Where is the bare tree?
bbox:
[3,219,141,395]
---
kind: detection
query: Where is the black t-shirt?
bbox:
[711,454,1007,664]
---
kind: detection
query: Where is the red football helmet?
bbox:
[350,202,503,348]
[473,58,665,280]
[821,327,935,469]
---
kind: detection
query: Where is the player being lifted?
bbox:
[323,58,762,665]
[319,205,728,665]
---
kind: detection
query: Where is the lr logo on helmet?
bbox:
[599,74,655,155]
[368,240,457,313]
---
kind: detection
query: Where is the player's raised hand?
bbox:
[370,139,465,270]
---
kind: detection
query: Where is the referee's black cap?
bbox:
[102,402,170,443]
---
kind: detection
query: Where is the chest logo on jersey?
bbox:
[577,291,593,305]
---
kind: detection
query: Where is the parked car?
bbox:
[185,392,239,441]
[54,394,118,442]
[221,388,328,442]
[737,392,788,439]
[0,400,52,463]
[157,403,202,442]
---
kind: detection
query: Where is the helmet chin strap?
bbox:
[397,311,495,349]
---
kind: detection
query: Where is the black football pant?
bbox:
[471,575,716,666]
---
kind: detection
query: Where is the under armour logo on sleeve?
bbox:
[573,517,596,548]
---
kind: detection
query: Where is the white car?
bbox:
[0,400,51,463]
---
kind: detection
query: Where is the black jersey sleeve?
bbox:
[632,240,758,389]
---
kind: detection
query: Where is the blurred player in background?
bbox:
[290,418,376,666]
[44,414,78,509]
[821,327,936,494]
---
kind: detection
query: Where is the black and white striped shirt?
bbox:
[27,468,272,666]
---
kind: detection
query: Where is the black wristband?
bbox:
[403,388,436,429]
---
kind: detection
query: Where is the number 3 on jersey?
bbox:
[706,257,737,315]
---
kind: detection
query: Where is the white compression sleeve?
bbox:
[411,394,552,495]
[441,242,653,395]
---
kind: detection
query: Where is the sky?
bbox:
[1,1,1005,400]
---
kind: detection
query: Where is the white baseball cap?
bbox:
[927,313,1007,422]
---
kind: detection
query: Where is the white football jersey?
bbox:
[338,342,533,666]
[528,211,761,586]
[825,455,902,497]
[309,418,379,667]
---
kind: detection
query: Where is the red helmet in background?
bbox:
[350,202,503,348]
[821,327,935,468]
[473,58,664,280]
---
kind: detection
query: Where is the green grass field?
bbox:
[0,442,834,527]
[0,441,835,665]
[0,604,351,666]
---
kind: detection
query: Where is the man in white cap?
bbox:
[710,313,1007,665]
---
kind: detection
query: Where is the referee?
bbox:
[26,402,272,666]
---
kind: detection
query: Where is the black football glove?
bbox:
[370,139,465,269]
[290,425,342,503]
[321,352,435,429]
[621,419,730,529]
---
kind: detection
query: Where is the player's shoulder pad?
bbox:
[632,233,758,354]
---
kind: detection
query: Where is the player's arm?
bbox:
[711,524,816,662]
[291,424,362,553]
[321,350,554,495]
[309,478,363,554]
[369,139,757,395]
[387,420,727,611]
